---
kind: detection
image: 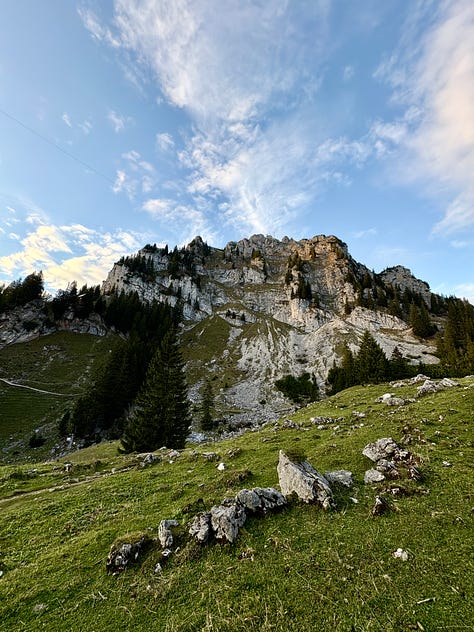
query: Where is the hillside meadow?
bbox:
[0,377,473,631]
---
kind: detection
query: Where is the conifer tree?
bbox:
[120,328,190,452]
[200,378,216,431]
[356,330,389,384]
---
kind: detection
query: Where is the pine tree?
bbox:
[200,378,215,431]
[120,329,190,452]
[356,330,389,384]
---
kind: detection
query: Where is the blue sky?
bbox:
[0,1,473,301]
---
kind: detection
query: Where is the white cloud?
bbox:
[82,2,341,236]
[78,119,92,135]
[62,112,72,128]
[454,283,474,304]
[343,65,354,81]
[353,228,377,239]
[156,132,175,152]
[375,0,474,236]
[112,150,157,199]
[107,109,132,133]
[0,223,144,291]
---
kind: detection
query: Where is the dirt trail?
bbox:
[0,377,77,397]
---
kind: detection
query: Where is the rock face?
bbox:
[100,233,439,428]
[277,450,334,508]
[0,300,107,349]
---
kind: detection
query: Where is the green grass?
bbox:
[0,332,119,461]
[0,378,472,630]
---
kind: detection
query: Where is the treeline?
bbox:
[327,332,434,395]
[61,292,180,443]
[275,372,319,404]
[0,272,44,313]
[328,298,474,395]
[437,299,474,375]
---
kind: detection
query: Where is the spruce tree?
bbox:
[356,330,389,384]
[120,329,190,452]
[200,378,215,431]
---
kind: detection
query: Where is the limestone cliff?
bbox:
[102,234,439,427]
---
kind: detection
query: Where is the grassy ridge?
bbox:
[0,378,473,631]
[0,332,118,461]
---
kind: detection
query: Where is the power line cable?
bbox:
[0,106,115,185]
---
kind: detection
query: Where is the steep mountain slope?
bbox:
[103,234,439,425]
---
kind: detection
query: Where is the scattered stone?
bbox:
[202,452,219,461]
[352,411,366,418]
[439,378,459,388]
[371,495,392,516]
[409,374,429,384]
[141,453,158,466]
[324,469,354,488]
[385,397,406,406]
[158,519,180,549]
[210,499,247,543]
[417,380,439,397]
[106,535,151,574]
[363,438,399,462]
[168,449,180,461]
[376,393,395,403]
[442,460,452,467]
[277,450,334,509]
[364,469,386,484]
[188,512,212,544]
[216,462,227,471]
[154,562,163,574]
[227,447,242,458]
[235,487,286,514]
[392,548,409,561]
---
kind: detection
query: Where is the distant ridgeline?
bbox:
[1,234,473,450]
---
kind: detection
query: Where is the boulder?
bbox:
[277,450,334,509]
[324,470,354,488]
[210,499,247,543]
[236,487,286,514]
[188,512,212,544]
[364,469,386,484]
[362,438,399,463]
[158,519,180,549]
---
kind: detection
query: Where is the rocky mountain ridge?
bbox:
[102,234,439,426]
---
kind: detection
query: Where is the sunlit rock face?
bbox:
[102,234,439,425]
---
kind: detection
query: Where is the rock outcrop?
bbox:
[277,450,334,508]
[100,234,439,428]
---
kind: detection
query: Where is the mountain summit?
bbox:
[102,234,439,426]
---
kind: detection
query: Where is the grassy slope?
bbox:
[0,332,118,462]
[0,379,473,631]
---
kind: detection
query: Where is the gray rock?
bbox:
[188,512,212,544]
[324,470,354,488]
[210,499,247,543]
[106,536,150,574]
[236,487,286,514]
[158,519,180,549]
[364,469,386,484]
[277,450,334,509]
[417,380,439,397]
[362,438,399,462]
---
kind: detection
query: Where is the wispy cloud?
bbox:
[156,132,175,152]
[62,112,72,128]
[374,0,474,236]
[107,109,132,133]
[112,150,157,199]
[353,228,377,239]
[81,1,361,236]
